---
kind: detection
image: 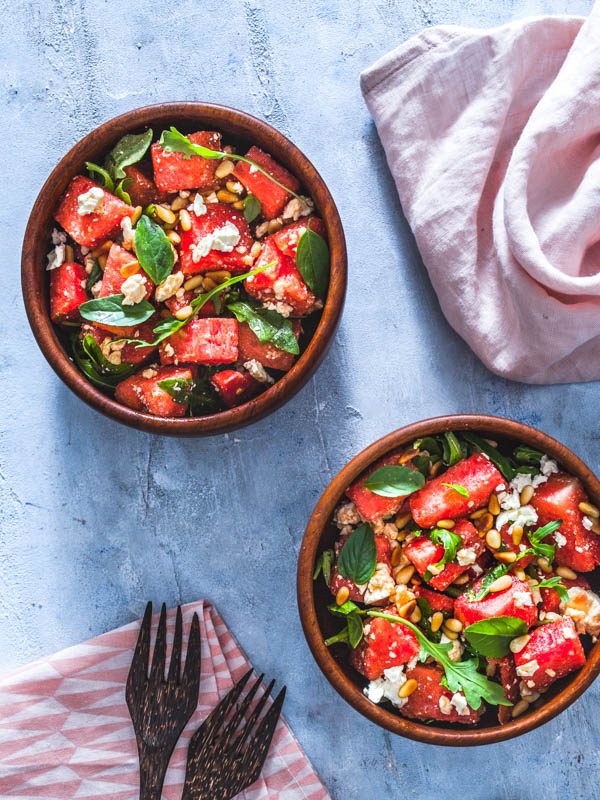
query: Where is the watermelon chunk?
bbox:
[400,664,481,724]
[540,573,590,614]
[345,448,413,523]
[123,165,169,208]
[98,243,153,300]
[404,520,483,591]
[410,454,504,528]
[271,217,326,258]
[496,523,534,567]
[115,365,197,417]
[151,131,222,192]
[237,320,301,372]
[413,585,455,615]
[210,369,261,408]
[513,617,585,690]
[179,203,253,275]
[50,262,87,323]
[351,605,419,681]
[244,238,317,317]
[330,534,392,605]
[454,576,537,628]
[487,656,519,724]
[530,473,600,572]
[54,176,135,248]
[159,318,238,365]
[232,146,300,219]
[80,322,158,365]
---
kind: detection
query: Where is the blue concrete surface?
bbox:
[1,0,599,797]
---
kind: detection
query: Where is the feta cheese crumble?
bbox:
[243,359,274,385]
[582,516,594,531]
[191,221,240,262]
[46,243,65,271]
[363,563,395,605]
[554,531,567,547]
[192,193,207,216]
[513,590,534,608]
[456,547,477,567]
[562,586,600,638]
[334,502,361,527]
[155,271,184,302]
[121,216,135,249]
[365,666,409,709]
[77,186,104,215]
[516,659,539,678]
[121,274,147,306]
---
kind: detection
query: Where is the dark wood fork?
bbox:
[126,602,201,800]
[182,669,286,800]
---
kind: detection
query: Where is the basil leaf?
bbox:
[533,576,569,604]
[337,524,377,586]
[313,549,334,586]
[415,436,442,457]
[428,528,463,574]
[461,432,516,481]
[362,465,425,498]
[296,222,329,298]
[442,432,464,466]
[85,261,102,296]
[442,483,469,498]
[412,454,433,476]
[157,377,220,416]
[115,177,133,205]
[513,445,544,467]
[347,614,364,649]
[157,377,194,405]
[71,333,135,391]
[85,162,114,193]
[79,294,155,327]
[227,300,299,355]
[464,616,528,658]
[134,214,174,285]
[327,600,364,617]
[243,194,261,222]
[105,129,153,180]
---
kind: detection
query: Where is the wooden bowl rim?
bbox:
[297,414,600,746]
[21,101,347,436]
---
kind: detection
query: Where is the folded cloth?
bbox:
[0,601,329,800]
[361,5,600,384]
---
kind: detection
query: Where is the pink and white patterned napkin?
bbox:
[0,601,330,799]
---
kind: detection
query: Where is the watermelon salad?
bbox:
[314,432,600,726]
[46,126,330,417]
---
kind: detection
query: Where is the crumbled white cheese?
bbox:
[513,590,534,608]
[282,195,314,221]
[363,563,395,605]
[155,271,184,302]
[495,486,538,532]
[121,216,135,249]
[457,547,477,567]
[440,632,463,662]
[263,300,294,318]
[51,228,67,246]
[244,359,274,385]
[77,186,104,215]
[142,368,158,379]
[509,471,548,493]
[562,586,600,637]
[365,666,408,709]
[163,342,175,358]
[191,221,240,262]
[554,531,567,547]
[582,516,594,531]
[334,502,361,527]
[516,660,539,678]
[496,483,506,492]
[540,455,559,476]
[46,244,65,271]
[121,274,147,305]
[450,692,470,716]
[192,193,207,216]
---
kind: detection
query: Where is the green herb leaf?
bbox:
[427,527,463,576]
[324,629,349,647]
[85,261,102,296]
[105,129,153,181]
[528,520,561,562]
[470,563,510,601]
[134,214,174,285]
[441,432,464,466]
[347,614,364,648]
[71,333,135,391]
[337,524,377,586]
[414,436,442,457]
[313,549,334,586]
[461,432,516,481]
[243,194,261,222]
[295,221,329,298]
[513,445,544,467]
[362,465,425,498]
[79,294,155,327]
[227,300,299,355]
[533,576,569,604]
[85,162,114,193]
[416,597,443,642]
[442,483,469,498]
[327,600,364,617]
[115,177,133,205]
[464,616,528,658]
[157,377,220,416]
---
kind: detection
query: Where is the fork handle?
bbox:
[138,748,169,800]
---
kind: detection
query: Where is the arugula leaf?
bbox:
[337,524,377,586]
[461,431,516,481]
[313,549,334,586]
[427,528,463,576]
[362,465,425,498]
[85,161,114,192]
[513,445,544,467]
[464,616,528,658]
[115,177,133,205]
[441,432,464,466]
[105,129,153,180]
[243,194,261,222]
[470,563,510,601]
[227,300,299,355]
[528,520,561,562]
[157,377,220,416]
[134,214,174,285]
[533,576,569,604]
[71,333,135,391]
[327,600,363,617]
[368,612,511,709]
[85,261,102,296]
[296,220,330,299]
[442,483,469,498]
[79,294,155,327]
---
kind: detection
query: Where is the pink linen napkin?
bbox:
[361,5,600,384]
[0,601,330,800]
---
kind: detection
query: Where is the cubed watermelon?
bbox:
[410,454,504,528]
[496,523,534,567]
[98,243,153,300]
[151,131,222,192]
[345,448,413,523]
[330,534,392,605]
[50,262,88,323]
[179,203,253,275]
[454,576,537,628]
[123,165,169,208]
[513,617,585,690]
[487,655,519,724]
[54,176,135,248]
[400,664,481,724]
[413,585,455,615]
[351,605,419,681]
[237,320,301,372]
[232,146,300,219]
[244,238,317,317]
[271,216,326,258]
[405,520,483,591]
[210,369,262,408]
[80,321,158,365]
[115,365,197,417]
[531,473,600,572]
[159,318,238,365]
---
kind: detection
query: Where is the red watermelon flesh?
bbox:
[54,176,135,248]
[232,146,300,219]
[513,617,585,690]
[400,664,481,724]
[50,262,87,323]
[345,449,415,523]
[351,606,419,681]
[115,365,197,417]
[454,575,537,628]
[271,217,326,258]
[210,369,262,408]
[151,131,222,192]
[244,237,316,317]
[159,318,238,366]
[98,244,153,300]
[237,320,301,372]
[179,203,253,275]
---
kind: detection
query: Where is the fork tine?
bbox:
[239,686,286,786]
[167,606,183,684]
[150,603,167,682]
[193,668,253,747]
[233,678,275,751]
[219,673,264,746]
[182,612,201,687]
[127,601,152,691]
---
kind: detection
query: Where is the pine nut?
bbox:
[488,494,501,515]
[512,526,524,546]
[510,634,531,654]
[486,528,501,549]
[267,219,283,233]
[445,618,463,633]
[431,611,444,632]
[488,575,512,593]
[409,606,422,623]
[513,566,526,582]
[394,565,415,585]
[225,180,243,194]
[97,254,107,270]
[232,200,244,210]
[216,189,238,203]
[399,448,418,464]
[495,551,517,564]
[155,205,176,224]
[170,196,188,211]
[537,557,552,574]
[441,625,459,640]
[578,501,600,519]
[204,269,231,284]
[437,519,455,530]
[520,485,535,506]
[395,512,412,530]
[511,699,530,719]
[202,277,217,290]
[174,305,193,320]
[592,520,600,535]
[119,260,140,278]
[336,586,349,606]
[215,159,235,179]
[556,566,577,580]
[398,678,418,698]
[397,600,416,618]
[475,512,494,534]
[396,530,408,542]
[168,231,181,245]
[484,439,498,448]
[91,241,113,258]
[453,573,470,585]
[179,209,192,231]
[250,241,262,259]
[469,508,488,520]
[183,274,205,291]
[131,206,143,225]
[64,244,74,262]
[429,460,443,477]
[391,547,403,567]
[410,576,422,586]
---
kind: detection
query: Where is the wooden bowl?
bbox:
[21,102,347,436]
[297,414,600,745]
